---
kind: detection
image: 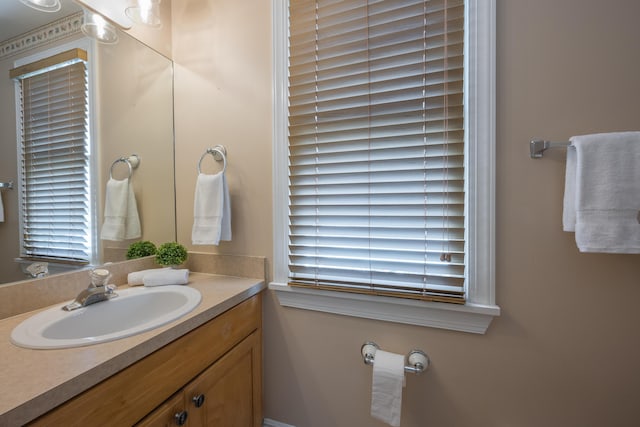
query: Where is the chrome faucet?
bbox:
[63,269,118,311]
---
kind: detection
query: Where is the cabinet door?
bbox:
[136,392,190,427]
[185,331,262,427]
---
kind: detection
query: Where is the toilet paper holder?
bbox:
[361,341,430,374]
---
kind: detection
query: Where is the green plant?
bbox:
[126,241,157,259]
[155,242,188,266]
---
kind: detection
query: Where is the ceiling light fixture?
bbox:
[81,9,118,44]
[19,0,61,13]
[125,0,162,28]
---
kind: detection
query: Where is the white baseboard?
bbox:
[263,418,296,427]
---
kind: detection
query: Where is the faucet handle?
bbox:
[90,268,111,287]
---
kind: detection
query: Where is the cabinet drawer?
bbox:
[29,294,262,426]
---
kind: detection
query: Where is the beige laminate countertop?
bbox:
[0,273,265,426]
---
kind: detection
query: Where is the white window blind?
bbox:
[13,49,92,264]
[287,0,465,304]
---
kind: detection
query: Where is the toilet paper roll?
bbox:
[371,350,406,427]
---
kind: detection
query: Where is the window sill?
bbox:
[269,282,500,334]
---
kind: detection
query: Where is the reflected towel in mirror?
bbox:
[100,178,141,241]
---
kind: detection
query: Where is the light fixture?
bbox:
[19,0,61,13]
[81,9,118,44]
[125,0,162,28]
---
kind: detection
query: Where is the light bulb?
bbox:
[125,0,162,28]
[81,9,118,44]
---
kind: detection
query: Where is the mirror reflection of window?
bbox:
[11,46,94,267]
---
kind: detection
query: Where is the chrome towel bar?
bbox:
[361,341,430,375]
[0,181,13,190]
[530,139,571,158]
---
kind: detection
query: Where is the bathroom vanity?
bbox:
[0,272,265,426]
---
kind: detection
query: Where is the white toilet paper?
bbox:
[371,350,406,427]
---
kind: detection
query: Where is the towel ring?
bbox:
[109,154,140,180]
[198,145,227,174]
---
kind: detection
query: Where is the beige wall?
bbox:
[96,31,175,261]
[171,0,640,426]
[172,0,273,258]
[0,51,28,283]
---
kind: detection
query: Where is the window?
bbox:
[272,0,498,333]
[12,47,94,265]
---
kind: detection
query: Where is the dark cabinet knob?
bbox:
[192,394,206,408]
[174,410,188,426]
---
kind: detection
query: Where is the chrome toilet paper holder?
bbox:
[361,341,430,375]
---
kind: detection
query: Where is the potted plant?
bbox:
[126,241,157,259]
[155,242,188,267]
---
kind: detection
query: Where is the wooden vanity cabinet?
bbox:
[136,392,187,427]
[29,294,262,427]
[138,330,261,427]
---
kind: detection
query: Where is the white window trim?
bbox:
[271,0,499,334]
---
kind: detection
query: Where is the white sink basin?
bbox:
[11,285,202,349]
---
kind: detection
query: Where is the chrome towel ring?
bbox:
[109,154,140,180]
[198,145,227,174]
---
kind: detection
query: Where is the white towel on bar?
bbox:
[563,131,640,253]
[100,178,141,241]
[192,172,231,245]
[0,191,4,223]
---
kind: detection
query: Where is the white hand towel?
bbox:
[124,180,142,239]
[192,172,232,245]
[563,131,640,253]
[0,191,4,223]
[562,146,577,232]
[371,350,406,427]
[127,267,172,285]
[143,269,190,286]
[100,178,141,241]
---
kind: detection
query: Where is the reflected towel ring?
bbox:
[110,154,140,180]
[198,145,227,174]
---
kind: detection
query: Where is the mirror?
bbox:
[0,1,176,284]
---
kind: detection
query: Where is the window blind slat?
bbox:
[288,0,465,303]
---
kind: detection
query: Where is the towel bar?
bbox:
[198,145,227,174]
[361,341,429,375]
[530,139,571,158]
[0,181,13,190]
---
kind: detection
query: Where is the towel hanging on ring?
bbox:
[192,146,231,245]
[101,157,141,241]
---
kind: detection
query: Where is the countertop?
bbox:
[0,272,265,426]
